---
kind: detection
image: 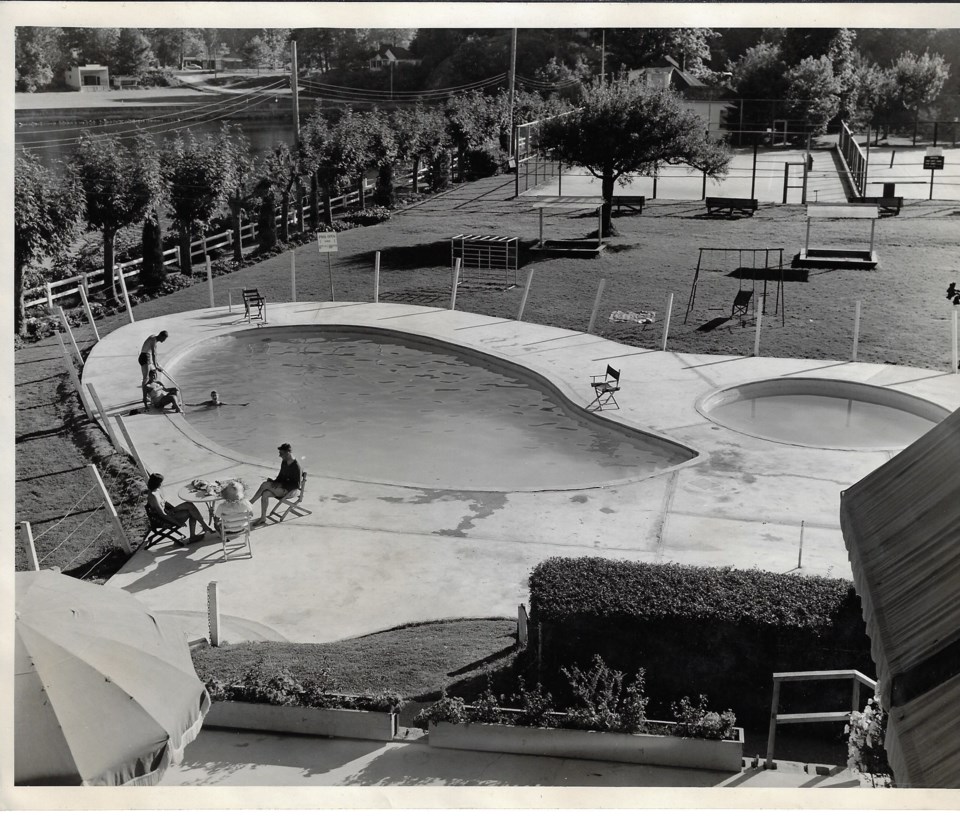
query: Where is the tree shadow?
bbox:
[723,266,810,283]
[696,316,733,333]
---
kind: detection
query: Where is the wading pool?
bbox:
[171,327,696,490]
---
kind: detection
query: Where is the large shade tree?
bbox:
[540,77,730,236]
[14,152,84,334]
[72,132,161,302]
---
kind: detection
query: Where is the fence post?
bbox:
[373,251,380,303]
[117,265,135,323]
[450,257,461,310]
[754,296,764,357]
[87,463,132,555]
[952,307,958,375]
[56,306,84,366]
[765,678,782,768]
[290,250,297,302]
[206,256,214,308]
[852,300,862,362]
[207,581,221,647]
[78,277,100,342]
[114,415,148,477]
[175,245,182,269]
[587,278,606,334]
[517,268,535,321]
[55,332,93,421]
[517,604,528,649]
[20,521,39,571]
[661,292,674,351]
[45,282,54,311]
[84,382,122,453]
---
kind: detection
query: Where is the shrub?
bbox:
[463,146,504,181]
[413,694,470,728]
[512,680,556,728]
[669,695,737,740]
[845,694,893,786]
[562,654,638,732]
[343,207,391,227]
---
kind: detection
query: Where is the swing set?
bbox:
[683,247,786,326]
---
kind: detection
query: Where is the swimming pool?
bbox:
[170,327,697,490]
[698,378,947,449]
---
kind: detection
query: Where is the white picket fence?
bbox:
[25,157,453,311]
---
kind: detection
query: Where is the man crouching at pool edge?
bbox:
[250,443,302,526]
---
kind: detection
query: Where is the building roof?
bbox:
[371,43,418,62]
[840,405,960,788]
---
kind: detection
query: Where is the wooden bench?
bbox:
[851,196,904,216]
[705,197,758,217]
[611,195,646,215]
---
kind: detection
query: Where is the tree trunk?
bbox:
[257,191,278,253]
[104,229,118,302]
[310,173,319,231]
[376,164,394,207]
[232,192,244,263]
[357,174,366,211]
[600,171,615,238]
[178,225,193,278]
[412,155,421,194]
[140,212,166,294]
[323,189,333,226]
[296,179,305,234]
[280,187,291,243]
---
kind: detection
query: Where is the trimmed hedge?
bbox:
[528,558,875,726]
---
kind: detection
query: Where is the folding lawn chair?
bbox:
[219,507,253,560]
[731,289,754,322]
[137,505,186,550]
[587,365,621,411]
[267,471,312,523]
[243,288,267,326]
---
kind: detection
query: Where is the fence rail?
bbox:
[24,158,449,312]
[838,121,867,196]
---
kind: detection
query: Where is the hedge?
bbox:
[527,558,875,726]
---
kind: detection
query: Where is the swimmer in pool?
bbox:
[185,390,250,409]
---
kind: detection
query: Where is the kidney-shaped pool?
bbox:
[169,327,697,491]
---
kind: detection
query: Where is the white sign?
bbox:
[316,233,338,253]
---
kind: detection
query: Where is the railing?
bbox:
[837,122,867,196]
[24,157,450,312]
[765,668,877,767]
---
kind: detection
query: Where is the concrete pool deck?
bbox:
[83,302,960,644]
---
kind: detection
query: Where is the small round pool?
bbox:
[168,327,696,490]
[698,378,947,450]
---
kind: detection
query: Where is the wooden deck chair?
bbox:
[219,506,253,560]
[587,365,621,411]
[267,471,312,523]
[242,288,266,325]
[137,505,186,550]
[731,289,754,321]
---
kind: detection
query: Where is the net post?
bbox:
[754,296,764,357]
[207,581,222,647]
[20,521,39,571]
[114,415,149,478]
[450,258,461,310]
[84,382,123,452]
[56,305,83,366]
[587,278,606,334]
[517,268,535,321]
[206,256,214,308]
[852,300,862,362]
[87,463,132,555]
[55,331,93,421]
[117,264,135,323]
[661,292,674,351]
[290,249,297,302]
[374,251,380,303]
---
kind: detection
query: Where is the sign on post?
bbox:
[923,155,945,170]
[317,232,338,301]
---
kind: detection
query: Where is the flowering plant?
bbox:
[844,694,893,786]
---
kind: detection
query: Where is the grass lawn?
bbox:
[14,173,960,583]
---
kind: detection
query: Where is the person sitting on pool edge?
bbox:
[144,369,183,413]
[185,390,250,409]
[250,443,302,526]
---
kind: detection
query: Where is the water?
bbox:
[708,393,937,449]
[171,328,693,490]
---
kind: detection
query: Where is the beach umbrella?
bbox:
[15,570,211,786]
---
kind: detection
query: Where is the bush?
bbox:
[463,146,504,181]
[845,693,893,786]
[340,207,391,228]
[413,693,470,728]
[669,695,738,740]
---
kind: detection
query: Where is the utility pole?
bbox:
[507,29,517,159]
[290,38,300,153]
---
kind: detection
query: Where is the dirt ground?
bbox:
[14,173,960,575]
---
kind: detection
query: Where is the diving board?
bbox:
[795,203,880,270]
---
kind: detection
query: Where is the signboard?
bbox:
[316,233,338,253]
[923,156,945,170]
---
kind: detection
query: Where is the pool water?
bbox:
[172,328,694,490]
[705,390,939,449]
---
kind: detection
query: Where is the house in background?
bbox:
[368,43,421,71]
[64,64,109,92]
[110,75,140,90]
[629,56,737,137]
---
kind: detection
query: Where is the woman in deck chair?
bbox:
[146,473,216,543]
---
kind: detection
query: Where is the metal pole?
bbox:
[782,163,789,204]
[78,275,100,342]
[661,292,674,351]
[56,332,93,420]
[766,679,781,767]
[864,125,871,191]
[206,256,214,308]
[507,29,517,159]
[291,39,300,153]
[852,300,862,362]
[88,463,132,555]
[517,268,534,321]
[587,278,606,334]
[21,521,40,571]
[117,265,135,323]
[373,251,380,303]
[750,137,758,200]
[290,250,297,302]
[798,520,805,568]
[328,254,335,302]
[56,306,83,366]
[84,382,122,452]
[754,296,764,357]
[930,167,936,201]
[804,218,812,254]
[450,258,461,310]
[207,581,221,647]
[114,415,148,477]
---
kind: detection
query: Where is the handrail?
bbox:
[765,668,877,767]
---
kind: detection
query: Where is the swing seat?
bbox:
[732,289,754,319]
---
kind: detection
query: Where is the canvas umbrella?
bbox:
[15,570,211,786]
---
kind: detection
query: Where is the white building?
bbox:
[64,64,110,92]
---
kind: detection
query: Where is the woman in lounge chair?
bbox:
[146,473,216,543]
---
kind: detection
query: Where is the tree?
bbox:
[139,211,166,295]
[162,133,230,277]
[784,55,841,135]
[15,27,62,91]
[14,152,84,334]
[113,28,155,76]
[72,132,160,302]
[329,109,376,211]
[827,29,860,124]
[219,124,255,263]
[893,50,951,121]
[445,90,508,178]
[300,109,335,226]
[240,35,274,71]
[539,76,730,236]
[63,28,121,67]
[362,110,399,207]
